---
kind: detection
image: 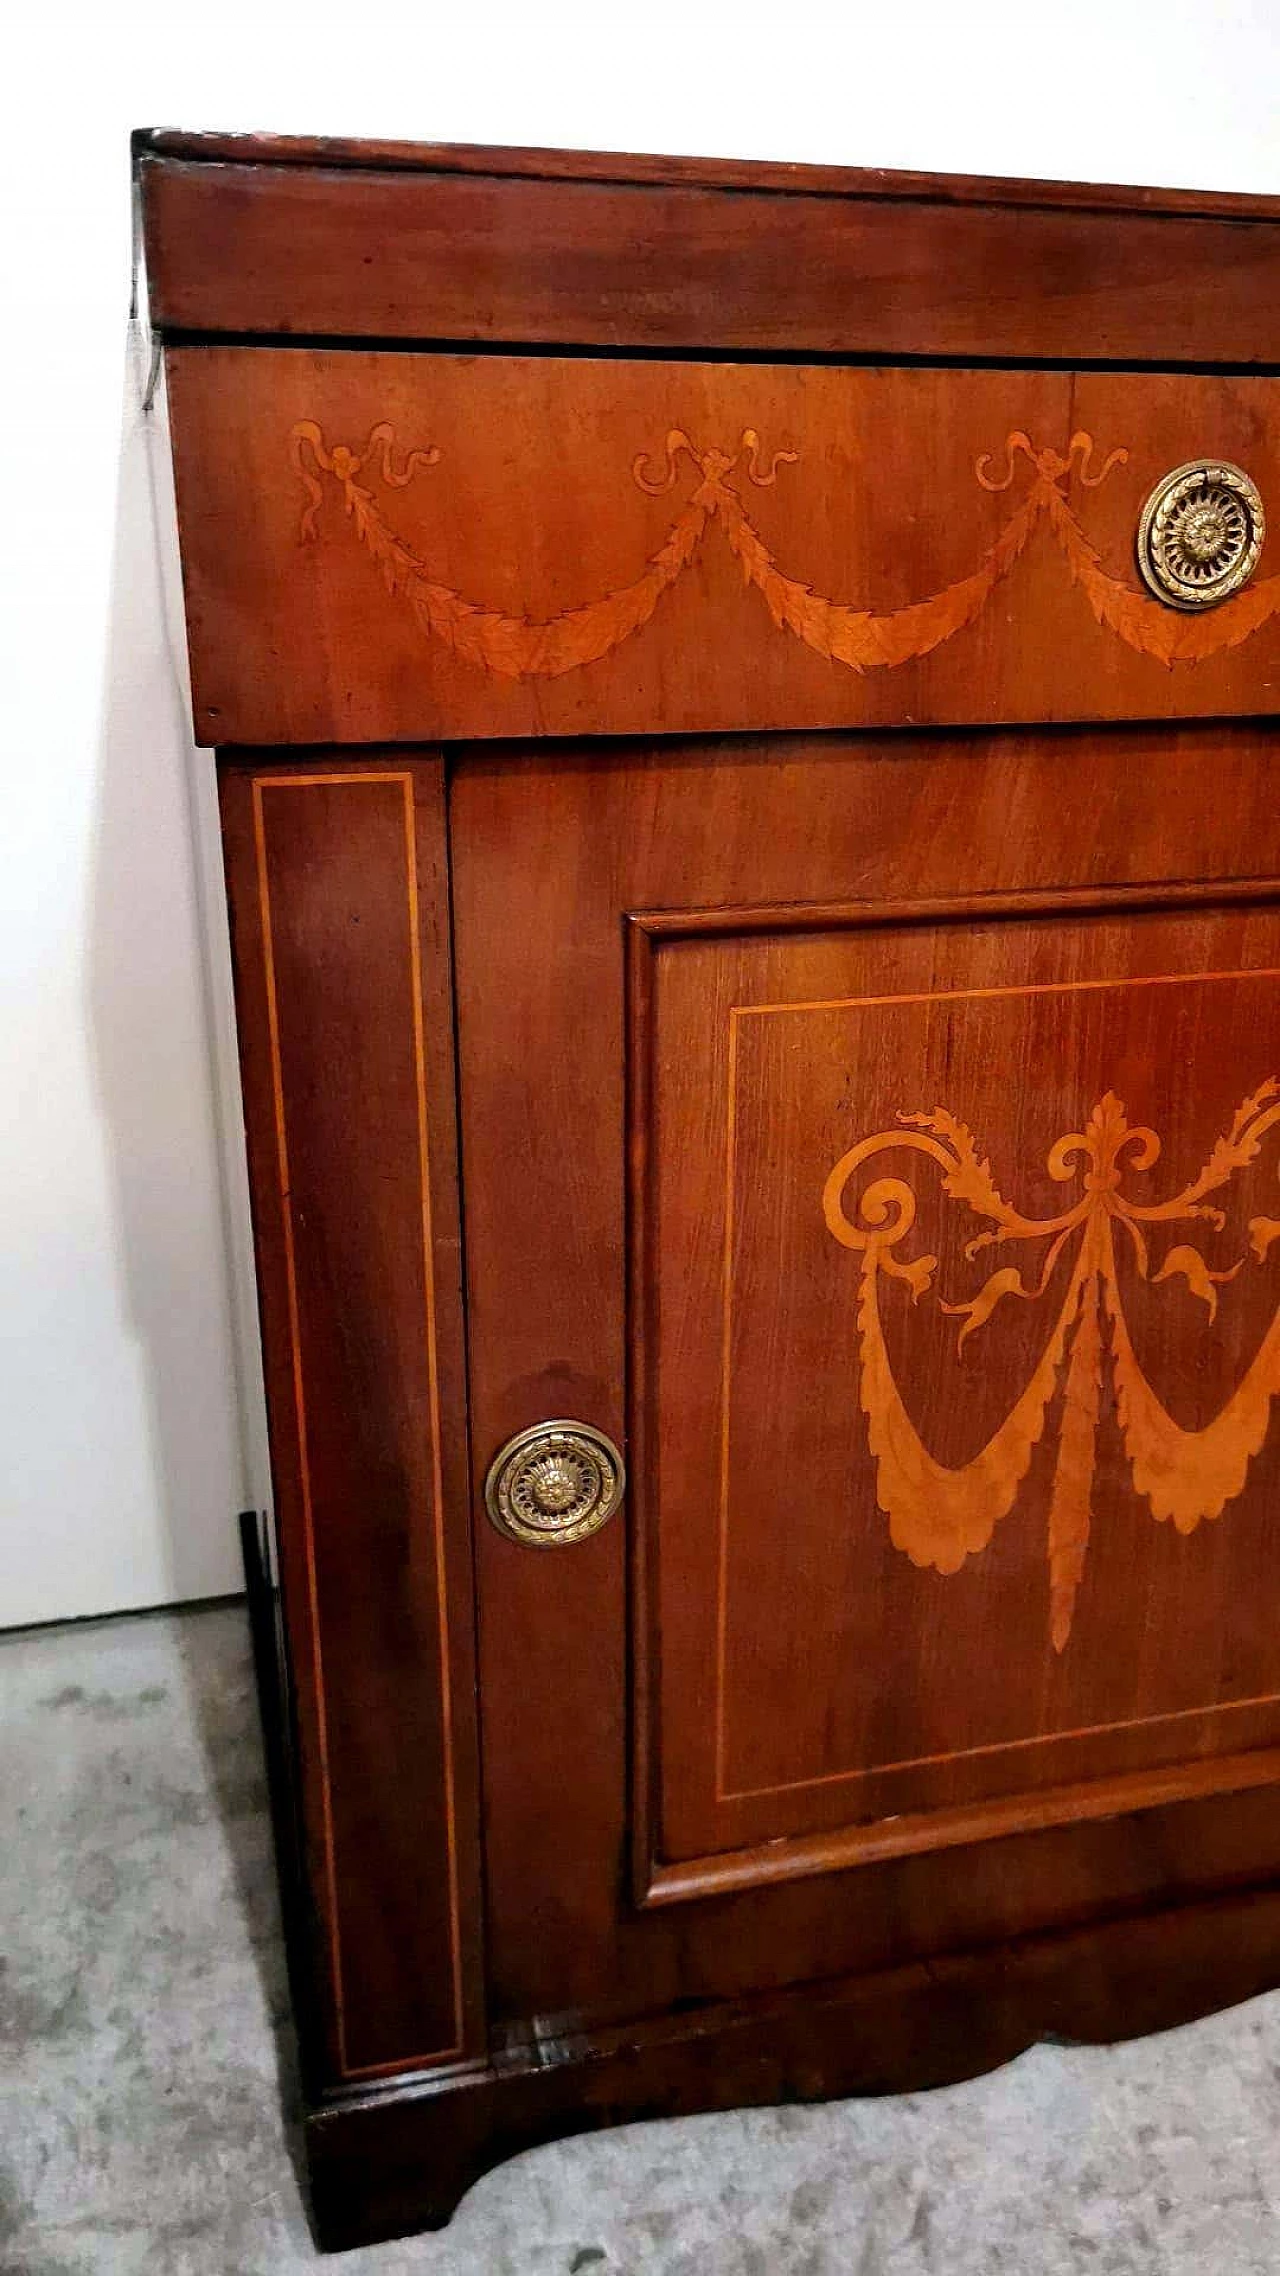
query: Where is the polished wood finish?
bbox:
[143,135,1280,2251]
[165,352,1280,746]
[139,141,1280,363]
[306,1880,1280,2249]
[450,722,1280,2035]
[219,758,483,2081]
[135,130,1280,214]
[644,902,1280,1870]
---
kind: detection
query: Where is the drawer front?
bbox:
[166,350,1280,746]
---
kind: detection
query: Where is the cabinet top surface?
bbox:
[133,128,1280,221]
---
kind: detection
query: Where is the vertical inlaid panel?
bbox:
[220,759,481,2081]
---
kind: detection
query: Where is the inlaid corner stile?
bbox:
[242,768,471,2079]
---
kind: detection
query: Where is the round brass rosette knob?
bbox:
[1137,459,1265,610]
[483,1421,626,1547]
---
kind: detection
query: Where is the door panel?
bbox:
[452,722,1280,2031]
[639,901,1280,1893]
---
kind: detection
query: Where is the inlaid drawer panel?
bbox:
[165,350,1280,746]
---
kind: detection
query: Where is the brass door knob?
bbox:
[483,1421,626,1546]
[1137,459,1265,610]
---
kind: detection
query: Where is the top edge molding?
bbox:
[132,128,1280,225]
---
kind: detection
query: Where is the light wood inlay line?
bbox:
[651,1744,1280,1906]
[721,1688,1280,1803]
[252,776,345,2066]
[401,772,467,2074]
[714,1007,740,1807]
[735,963,1280,1021]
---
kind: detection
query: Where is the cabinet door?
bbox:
[452,723,1280,2039]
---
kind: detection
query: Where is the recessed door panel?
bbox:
[639,902,1280,1893]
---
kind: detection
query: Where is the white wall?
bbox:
[3,1,1277,1628]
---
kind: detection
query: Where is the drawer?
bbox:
[166,349,1280,746]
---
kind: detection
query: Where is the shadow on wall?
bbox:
[82,320,258,1608]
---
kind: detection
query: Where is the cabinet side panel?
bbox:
[219,756,482,2081]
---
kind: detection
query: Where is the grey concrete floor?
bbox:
[6,1604,1280,2274]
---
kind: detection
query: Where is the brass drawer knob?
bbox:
[1137,459,1265,610]
[484,1421,626,1546]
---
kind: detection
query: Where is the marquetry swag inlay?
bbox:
[290,422,1279,679]
[823,1082,1280,1651]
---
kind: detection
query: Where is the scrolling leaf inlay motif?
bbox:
[823,1083,1280,1650]
[289,422,1280,680]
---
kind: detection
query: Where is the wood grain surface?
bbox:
[642,904,1280,1881]
[134,130,1280,215]
[304,1880,1280,2247]
[165,352,1280,745]
[157,134,1280,2248]
[139,146,1280,362]
[218,758,483,2081]
[450,720,1280,2037]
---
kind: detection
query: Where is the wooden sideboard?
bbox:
[138,131,1280,2251]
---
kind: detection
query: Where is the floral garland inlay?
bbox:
[289,421,1280,680]
[823,1084,1280,1650]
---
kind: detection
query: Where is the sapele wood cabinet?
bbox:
[139,130,1280,2249]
